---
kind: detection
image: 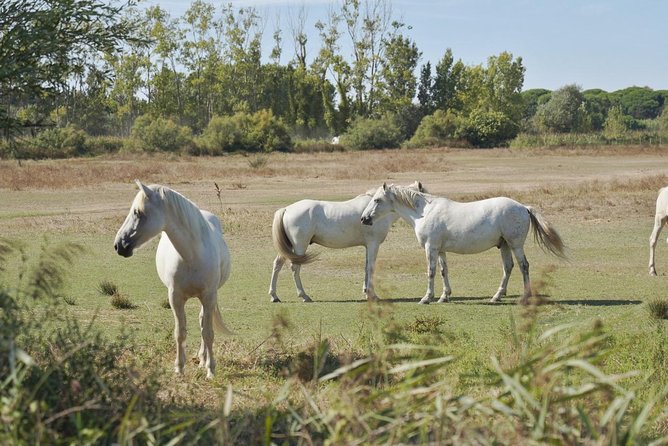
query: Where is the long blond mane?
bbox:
[136,185,209,238]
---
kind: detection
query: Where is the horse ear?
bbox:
[417,181,423,192]
[382,182,387,191]
[135,180,152,198]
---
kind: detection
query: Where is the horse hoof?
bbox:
[437,297,450,303]
[418,300,430,305]
[270,297,282,303]
[489,297,500,304]
[302,296,313,303]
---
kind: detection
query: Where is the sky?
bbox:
[144,0,668,92]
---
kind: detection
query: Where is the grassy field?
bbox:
[3,146,668,441]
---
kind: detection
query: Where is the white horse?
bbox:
[269,182,425,303]
[114,180,232,378]
[649,186,668,276]
[360,184,566,304]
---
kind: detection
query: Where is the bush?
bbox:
[85,135,124,155]
[339,116,402,150]
[129,115,193,153]
[14,125,89,159]
[198,109,292,154]
[405,109,460,148]
[460,109,519,147]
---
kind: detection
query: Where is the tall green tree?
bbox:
[378,32,420,113]
[0,0,138,141]
[533,84,589,133]
[417,62,435,115]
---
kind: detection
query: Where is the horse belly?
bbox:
[156,234,221,297]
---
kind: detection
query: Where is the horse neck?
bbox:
[161,192,207,261]
[391,193,425,229]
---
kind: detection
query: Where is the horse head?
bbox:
[114,180,166,257]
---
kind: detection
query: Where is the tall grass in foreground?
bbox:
[265,309,668,444]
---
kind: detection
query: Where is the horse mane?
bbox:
[389,184,430,210]
[137,185,209,238]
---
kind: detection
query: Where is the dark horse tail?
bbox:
[272,208,318,265]
[527,207,567,259]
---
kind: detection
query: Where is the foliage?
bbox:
[603,105,632,140]
[0,0,139,141]
[128,115,193,153]
[460,109,519,147]
[198,109,292,154]
[533,84,589,133]
[17,125,88,159]
[405,109,461,148]
[611,86,665,120]
[267,310,667,444]
[339,115,402,150]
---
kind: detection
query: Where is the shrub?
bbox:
[405,109,460,148]
[21,125,89,159]
[85,135,124,155]
[129,115,193,153]
[460,109,519,147]
[339,116,402,150]
[110,293,136,310]
[648,298,668,320]
[198,109,292,154]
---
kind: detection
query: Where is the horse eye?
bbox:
[133,209,142,217]
[374,198,380,203]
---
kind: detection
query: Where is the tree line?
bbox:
[1,0,667,158]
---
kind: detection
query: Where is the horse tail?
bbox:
[527,207,567,259]
[213,303,234,335]
[272,207,318,265]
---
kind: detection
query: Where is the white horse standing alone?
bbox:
[361,184,566,304]
[269,182,424,302]
[114,181,232,378]
[649,186,668,275]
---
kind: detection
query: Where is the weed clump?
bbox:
[648,298,668,320]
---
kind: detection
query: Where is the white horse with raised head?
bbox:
[269,181,425,303]
[114,180,232,378]
[649,186,668,275]
[360,183,566,304]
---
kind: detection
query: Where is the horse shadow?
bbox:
[314,295,643,307]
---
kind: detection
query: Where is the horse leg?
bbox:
[269,255,285,302]
[197,306,207,368]
[649,216,665,276]
[491,242,514,303]
[291,263,313,302]
[511,247,531,304]
[419,246,438,304]
[364,242,380,301]
[437,253,452,303]
[169,288,187,375]
[199,294,216,379]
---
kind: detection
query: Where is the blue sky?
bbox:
[145,0,668,92]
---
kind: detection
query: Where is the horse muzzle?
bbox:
[361,215,373,226]
[114,239,134,257]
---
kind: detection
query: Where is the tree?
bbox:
[603,105,630,140]
[417,62,435,115]
[378,32,421,113]
[533,84,588,133]
[611,86,664,120]
[520,88,551,128]
[482,52,525,122]
[0,0,138,142]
